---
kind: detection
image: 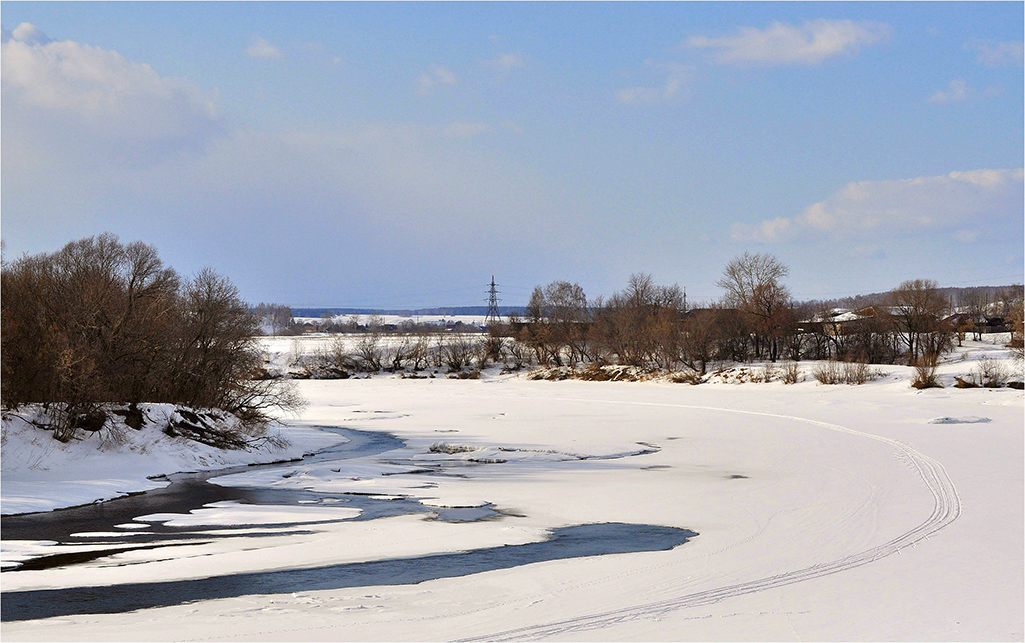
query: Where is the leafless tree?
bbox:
[440,334,477,371]
[887,279,952,363]
[716,252,793,362]
[523,281,591,366]
[592,274,684,367]
[1,234,302,439]
[353,331,383,372]
[408,330,436,371]
[680,308,718,375]
[962,290,990,341]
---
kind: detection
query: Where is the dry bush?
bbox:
[755,363,778,383]
[911,354,942,389]
[780,361,801,384]
[353,333,383,372]
[407,331,435,371]
[669,370,703,385]
[385,336,412,371]
[503,337,532,371]
[973,356,1008,388]
[812,360,844,385]
[813,360,880,385]
[441,335,477,372]
[288,338,307,367]
[577,362,612,381]
[954,376,979,389]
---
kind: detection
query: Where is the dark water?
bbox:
[2,427,696,622]
[1,428,407,543]
[0,523,696,622]
[2,428,499,551]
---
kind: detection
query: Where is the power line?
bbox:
[485,276,502,328]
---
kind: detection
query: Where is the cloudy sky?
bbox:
[2,2,1022,307]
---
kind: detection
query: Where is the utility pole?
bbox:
[485,276,502,328]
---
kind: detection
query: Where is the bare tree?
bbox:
[408,330,436,371]
[523,281,590,366]
[887,279,952,363]
[592,274,684,367]
[962,289,989,341]
[1,234,302,440]
[353,331,383,372]
[716,253,793,361]
[680,308,718,375]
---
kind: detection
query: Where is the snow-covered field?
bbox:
[293,313,493,327]
[1,337,1022,641]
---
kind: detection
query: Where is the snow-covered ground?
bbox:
[292,313,494,327]
[1,337,1022,641]
[1,404,345,515]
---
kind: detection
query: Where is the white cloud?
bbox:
[415,65,457,95]
[617,61,693,105]
[1,24,223,165]
[246,38,281,60]
[966,40,1024,67]
[484,52,524,71]
[687,19,891,66]
[5,22,52,45]
[731,169,1025,243]
[927,78,973,104]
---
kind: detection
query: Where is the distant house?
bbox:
[944,312,1008,334]
[801,307,882,337]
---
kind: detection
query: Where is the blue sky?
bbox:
[2,2,1022,307]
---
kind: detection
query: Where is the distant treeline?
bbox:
[271,255,1023,383]
[291,306,527,318]
[510,256,1023,374]
[803,284,1024,314]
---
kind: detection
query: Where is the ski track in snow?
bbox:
[460,397,962,641]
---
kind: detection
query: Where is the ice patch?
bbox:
[136,501,361,527]
[928,416,992,424]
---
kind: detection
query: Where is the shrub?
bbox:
[843,361,874,385]
[813,359,880,385]
[911,354,942,389]
[780,361,801,384]
[812,361,844,385]
[973,356,1008,388]
[954,376,979,389]
[669,370,703,385]
[441,335,477,372]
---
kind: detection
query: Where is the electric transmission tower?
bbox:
[484,276,502,328]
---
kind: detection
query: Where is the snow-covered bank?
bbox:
[1,404,346,515]
[1,337,1021,641]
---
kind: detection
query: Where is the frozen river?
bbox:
[1,426,695,622]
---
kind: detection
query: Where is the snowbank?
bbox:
[1,404,345,515]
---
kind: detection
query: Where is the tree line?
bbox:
[1,234,301,441]
[512,252,1025,374]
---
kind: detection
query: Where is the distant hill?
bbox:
[292,306,527,318]
[801,284,1023,311]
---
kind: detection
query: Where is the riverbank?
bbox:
[1,404,345,515]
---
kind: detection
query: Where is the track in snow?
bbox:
[464,399,962,641]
